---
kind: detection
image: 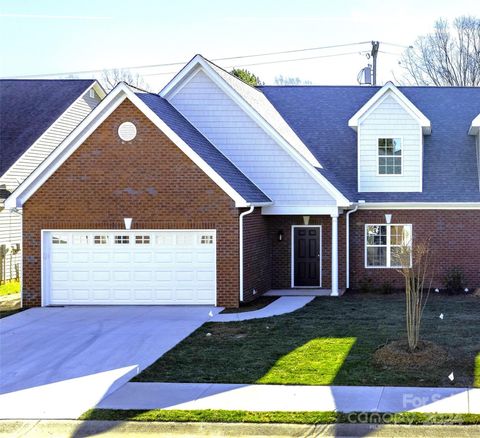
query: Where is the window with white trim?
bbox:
[365,224,412,268]
[135,235,150,244]
[114,235,130,244]
[94,235,108,245]
[52,236,68,244]
[378,138,402,175]
[200,234,214,245]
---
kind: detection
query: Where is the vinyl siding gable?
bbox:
[358,94,423,192]
[0,90,101,191]
[169,69,336,207]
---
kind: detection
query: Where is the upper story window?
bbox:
[378,138,402,175]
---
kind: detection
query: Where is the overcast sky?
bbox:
[0,0,477,91]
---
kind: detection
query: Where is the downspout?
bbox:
[239,205,254,302]
[346,204,359,289]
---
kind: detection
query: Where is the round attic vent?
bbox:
[118,122,137,141]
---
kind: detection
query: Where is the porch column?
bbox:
[331,213,339,296]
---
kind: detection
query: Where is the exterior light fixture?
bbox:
[278,230,284,242]
[385,214,392,224]
[124,218,133,230]
[303,215,310,225]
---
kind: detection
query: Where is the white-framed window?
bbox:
[94,235,108,245]
[135,235,150,244]
[365,224,412,268]
[114,235,130,244]
[200,234,214,245]
[378,138,402,175]
[52,235,68,244]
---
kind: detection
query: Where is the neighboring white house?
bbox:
[0,79,105,282]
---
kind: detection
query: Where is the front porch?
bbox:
[265,289,346,297]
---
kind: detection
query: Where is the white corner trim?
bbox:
[0,80,105,186]
[358,202,480,210]
[469,113,480,135]
[348,82,431,134]
[5,83,266,209]
[160,55,351,206]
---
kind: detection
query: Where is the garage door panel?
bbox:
[45,230,216,305]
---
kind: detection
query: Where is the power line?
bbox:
[143,50,367,77]
[8,41,372,79]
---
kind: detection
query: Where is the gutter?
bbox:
[345,204,359,289]
[239,205,255,302]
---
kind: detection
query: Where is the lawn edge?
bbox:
[79,409,480,425]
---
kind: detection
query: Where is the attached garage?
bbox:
[42,230,216,306]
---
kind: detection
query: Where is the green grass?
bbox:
[0,280,20,296]
[135,293,480,387]
[79,409,480,425]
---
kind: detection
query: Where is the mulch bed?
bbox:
[374,340,448,370]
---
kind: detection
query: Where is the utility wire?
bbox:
[9,41,371,79]
[144,50,367,77]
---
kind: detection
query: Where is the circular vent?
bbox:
[118,122,137,141]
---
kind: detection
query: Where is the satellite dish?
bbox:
[357,65,372,85]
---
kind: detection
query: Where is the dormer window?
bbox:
[378,138,402,175]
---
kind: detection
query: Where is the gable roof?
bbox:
[259,85,480,203]
[160,54,351,207]
[348,82,431,134]
[160,54,322,168]
[0,79,103,176]
[470,113,480,135]
[136,92,271,204]
[5,83,271,209]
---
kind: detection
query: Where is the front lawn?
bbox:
[0,280,20,296]
[135,293,480,387]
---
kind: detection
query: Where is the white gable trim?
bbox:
[349,82,431,135]
[5,83,267,209]
[469,113,480,135]
[161,55,351,207]
[1,81,106,184]
[358,202,480,210]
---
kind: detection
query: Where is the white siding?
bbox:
[0,90,101,281]
[169,70,335,206]
[0,209,21,282]
[358,94,423,192]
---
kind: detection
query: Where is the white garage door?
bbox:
[43,230,216,305]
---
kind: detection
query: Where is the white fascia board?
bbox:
[161,55,350,207]
[348,82,431,134]
[5,83,260,209]
[358,202,480,210]
[1,81,106,184]
[262,205,340,215]
[469,113,480,135]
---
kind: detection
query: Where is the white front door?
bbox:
[43,230,216,305]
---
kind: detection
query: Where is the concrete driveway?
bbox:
[0,306,221,419]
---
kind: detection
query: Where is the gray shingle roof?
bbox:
[259,85,480,203]
[0,79,96,176]
[137,92,271,204]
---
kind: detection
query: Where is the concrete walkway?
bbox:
[211,296,314,322]
[98,382,480,414]
[0,306,221,419]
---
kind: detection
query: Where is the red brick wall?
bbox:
[242,208,271,301]
[349,210,480,290]
[267,215,347,290]
[22,99,241,308]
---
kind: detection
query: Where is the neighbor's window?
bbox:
[365,224,412,268]
[378,138,402,175]
[114,235,130,244]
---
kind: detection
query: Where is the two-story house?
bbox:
[0,80,105,284]
[5,55,480,307]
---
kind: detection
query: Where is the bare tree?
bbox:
[100,68,151,92]
[394,238,434,352]
[400,16,480,86]
[274,75,312,85]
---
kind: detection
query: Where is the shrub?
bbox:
[358,278,375,294]
[443,267,465,295]
[379,282,394,294]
